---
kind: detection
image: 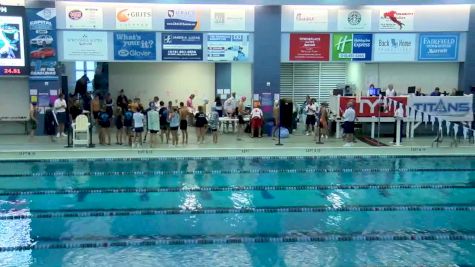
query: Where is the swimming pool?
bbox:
[1,156,475,266]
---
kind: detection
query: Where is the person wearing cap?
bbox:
[342,101,356,147]
[236,96,247,141]
[208,106,220,144]
[250,103,264,138]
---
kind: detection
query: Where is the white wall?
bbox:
[347,62,365,95]
[364,63,460,95]
[0,77,29,117]
[109,63,215,107]
[231,63,252,101]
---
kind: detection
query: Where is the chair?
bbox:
[72,114,90,147]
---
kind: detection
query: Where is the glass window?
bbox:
[86,61,95,70]
[75,61,84,70]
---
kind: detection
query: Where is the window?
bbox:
[280,62,348,105]
[75,61,96,91]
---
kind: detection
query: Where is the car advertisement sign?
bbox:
[164,8,200,31]
[379,8,415,31]
[293,9,328,31]
[162,33,202,61]
[337,9,372,32]
[63,31,108,61]
[207,33,249,62]
[418,34,459,61]
[373,34,416,61]
[27,8,57,78]
[115,7,152,30]
[114,32,156,61]
[65,6,103,29]
[408,96,473,121]
[210,8,246,31]
[289,33,330,61]
[332,33,372,61]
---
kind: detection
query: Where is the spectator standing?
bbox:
[29,103,38,141]
[147,105,160,148]
[44,104,57,142]
[123,106,134,146]
[133,106,145,148]
[194,106,208,144]
[115,107,124,145]
[214,96,223,117]
[105,93,114,117]
[117,89,129,113]
[236,96,247,141]
[317,103,329,140]
[305,99,317,136]
[250,104,264,138]
[209,106,220,143]
[158,101,169,144]
[272,100,280,139]
[169,107,180,147]
[54,93,67,138]
[342,102,356,147]
[179,102,189,145]
[97,106,111,145]
[392,103,404,144]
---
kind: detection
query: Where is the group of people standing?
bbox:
[300,95,330,141]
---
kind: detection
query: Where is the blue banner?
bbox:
[207,33,249,62]
[114,32,156,61]
[164,9,199,31]
[352,33,372,61]
[162,33,203,61]
[27,8,58,78]
[418,34,459,61]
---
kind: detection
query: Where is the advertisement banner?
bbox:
[289,33,329,61]
[332,33,372,61]
[379,8,415,31]
[162,32,202,61]
[115,7,152,30]
[339,97,408,117]
[164,8,199,31]
[27,8,57,78]
[63,31,108,60]
[293,9,328,32]
[373,34,416,61]
[0,5,27,76]
[337,9,372,32]
[114,32,156,61]
[418,34,459,61]
[210,8,246,31]
[408,96,473,122]
[65,6,103,29]
[207,33,249,62]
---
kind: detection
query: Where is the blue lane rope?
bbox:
[1,205,474,220]
[1,231,474,252]
[0,183,472,196]
[1,168,474,178]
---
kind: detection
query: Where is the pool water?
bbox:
[1,156,475,266]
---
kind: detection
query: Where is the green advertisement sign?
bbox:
[332,33,353,61]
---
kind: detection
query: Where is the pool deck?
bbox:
[0,130,474,160]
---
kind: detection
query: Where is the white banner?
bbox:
[408,96,473,122]
[379,8,415,31]
[373,33,416,61]
[115,7,152,30]
[293,9,328,31]
[210,8,246,31]
[207,33,249,62]
[65,6,103,29]
[337,9,372,32]
[63,31,108,60]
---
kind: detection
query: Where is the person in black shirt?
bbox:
[69,99,83,122]
[194,106,208,144]
[116,89,128,113]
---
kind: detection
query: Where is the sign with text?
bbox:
[164,8,199,31]
[373,34,416,62]
[63,31,108,60]
[408,96,473,122]
[162,32,202,61]
[418,34,459,61]
[0,5,27,76]
[65,6,103,29]
[337,9,372,32]
[379,8,415,31]
[210,8,246,31]
[28,8,57,78]
[115,7,152,30]
[339,97,408,117]
[207,33,249,62]
[293,9,328,31]
[289,33,330,61]
[332,33,372,61]
[114,32,156,61]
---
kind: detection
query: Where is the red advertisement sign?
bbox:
[339,96,408,117]
[289,33,330,61]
